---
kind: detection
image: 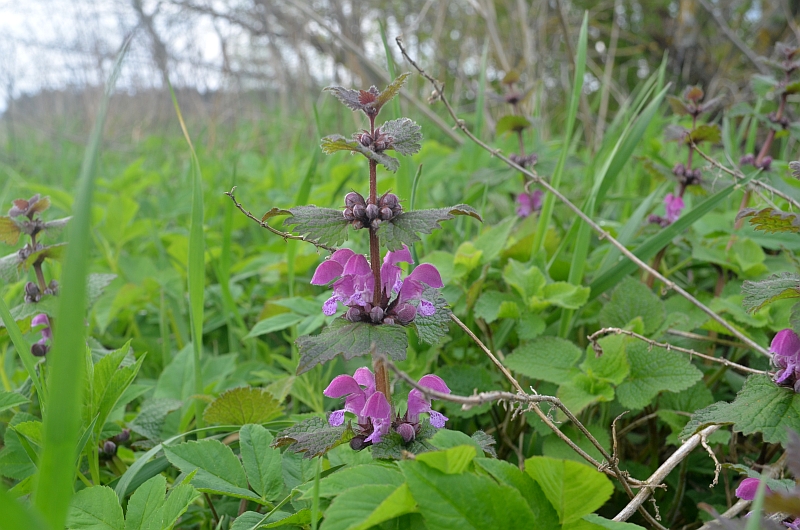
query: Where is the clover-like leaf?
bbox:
[687,124,721,144]
[320,135,400,172]
[742,272,800,313]
[280,205,349,247]
[737,207,800,234]
[295,319,408,375]
[377,205,482,251]
[0,217,21,245]
[496,115,532,136]
[203,386,283,426]
[380,118,422,156]
[273,416,354,458]
[410,288,450,345]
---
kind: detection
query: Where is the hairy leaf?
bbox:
[320,135,399,172]
[737,207,800,233]
[203,386,283,426]
[378,205,481,251]
[128,398,182,442]
[280,205,349,247]
[0,217,20,245]
[375,73,410,109]
[371,430,435,460]
[295,319,408,374]
[742,272,800,313]
[687,124,721,144]
[616,342,702,410]
[471,431,497,458]
[598,277,665,334]
[666,95,690,116]
[164,439,259,501]
[505,337,582,384]
[495,115,532,135]
[273,416,353,458]
[324,86,371,113]
[380,117,422,156]
[411,289,450,344]
[680,375,800,444]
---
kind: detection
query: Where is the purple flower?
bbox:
[311,245,443,324]
[664,193,684,223]
[771,329,800,390]
[405,374,450,428]
[323,367,377,426]
[516,190,543,218]
[735,477,770,501]
[30,313,51,357]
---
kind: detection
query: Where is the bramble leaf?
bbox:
[742,272,800,313]
[273,416,354,458]
[380,118,422,156]
[203,386,283,426]
[0,217,20,245]
[295,319,408,374]
[320,135,400,172]
[280,205,348,247]
[410,288,450,344]
[377,205,481,251]
[680,374,800,444]
[239,424,283,501]
[495,115,532,136]
[737,207,800,233]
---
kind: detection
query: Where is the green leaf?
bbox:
[0,216,21,245]
[435,365,495,418]
[161,483,199,530]
[752,74,779,96]
[475,458,560,527]
[280,205,350,248]
[124,475,165,530]
[505,337,582,384]
[273,416,354,458]
[474,290,521,323]
[347,483,418,530]
[371,429,436,460]
[470,431,497,458]
[558,374,615,414]
[66,486,125,530]
[542,282,590,310]
[239,424,283,501]
[666,95,689,116]
[375,72,410,109]
[411,289,450,345]
[582,514,646,529]
[295,319,408,375]
[429,429,496,457]
[581,335,630,385]
[164,439,260,502]
[0,392,29,413]
[525,456,613,524]
[245,313,305,339]
[377,205,481,251]
[92,342,144,436]
[687,123,721,144]
[743,272,800,313]
[262,509,317,528]
[302,463,404,499]
[737,207,800,234]
[415,445,478,475]
[202,387,283,426]
[680,374,800,444]
[320,135,400,172]
[400,459,536,529]
[598,278,665,334]
[381,117,423,155]
[318,484,415,530]
[127,398,182,441]
[495,115,532,136]
[503,259,546,303]
[473,217,516,264]
[0,487,48,530]
[616,341,702,410]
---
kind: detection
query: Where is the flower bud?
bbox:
[343,208,355,220]
[353,204,366,219]
[396,423,416,442]
[383,317,395,326]
[103,440,117,455]
[114,429,130,443]
[739,154,755,166]
[365,203,379,220]
[352,220,364,230]
[31,342,49,357]
[370,219,381,230]
[346,307,363,322]
[345,191,365,208]
[379,193,400,210]
[350,435,368,450]
[24,282,42,303]
[393,303,417,324]
[672,162,685,176]
[369,306,384,323]
[46,280,59,295]
[759,156,773,171]
[379,207,393,220]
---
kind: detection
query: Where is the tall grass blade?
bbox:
[33,36,131,530]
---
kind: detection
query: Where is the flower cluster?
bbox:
[311,245,443,325]
[648,193,685,227]
[770,329,800,391]
[343,191,402,230]
[324,367,450,446]
[30,313,52,357]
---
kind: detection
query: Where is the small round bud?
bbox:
[369,306,384,323]
[393,303,417,325]
[46,280,59,295]
[31,342,49,357]
[353,204,366,219]
[739,154,755,166]
[672,163,685,176]
[345,191,365,208]
[379,207,393,220]
[396,423,416,442]
[383,317,395,326]
[379,193,400,210]
[345,307,363,322]
[759,156,773,171]
[365,203,379,220]
[350,435,368,450]
[370,219,381,230]
[115,429,130,443]
[343,208,355,220]
[352,220,364,230]
[103,440,117,455]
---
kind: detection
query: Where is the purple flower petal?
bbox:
[418,374,450,394]
[735,478,768,501]
[311,260,344,285]
[330,248,356,267]
[771,329,800,359]
[396,423,416,442]
[407,389,430,419]
[380,262,402,297]
[31,313,49,327]
[428,410,448,428]
[329,409,345,426]
[392,303,417,324]
[384,245,413,266]
[324,375,362,398]
[516,193,534,218]
[407,264,443,289]
[343,254,371,277]
[322,297,339,316]
[418,299,435,317]
[353,367,375,392]
[362,392,391,421]
[664,193,685,223]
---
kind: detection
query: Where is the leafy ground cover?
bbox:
[3,18,800,530]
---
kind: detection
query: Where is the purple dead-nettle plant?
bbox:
[30,313,52,357]
[770,329,800,392]
[249,73,480,459]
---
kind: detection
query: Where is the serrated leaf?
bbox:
[295,319,408,375]
[474,290,521,324]
[0,217,21,245]
[435,365,495,419]
[0,392,29,413]
[502,259,546,303]
[471,431,497,458]
[687,124,721,144]
[275,205,349,248]
[320,135,399,172]
[376,73,410,109]
[411,289,450,344]
[495,115,532,136]
[377,205,481,251]
[239,424,283,501]
[742,272,800,313]
[737,207,800,234]
[505,337,582,384]
[616,341,702,410]
[319,484,416,530]
[598,278,665,334]
[272,416,353,458]
[680,374,800,444]
[162,483,199,530]
[542,282,590,310]
[790,161,800,179]
[128,398,182,441]
[666,95,690,116]
[429,429,492,456]
[475,458,559,525]
[124,474,165,530]
[203,386,283,426]
[20,243,67,271]
[372,428,436,459]
[66,485,125,530]
[164,439,260,502]
[380,117,422,155]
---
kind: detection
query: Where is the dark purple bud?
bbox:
[353,204,366,219]
[44,279,59,296]
[379,207,393,220]
[759,156,773,171]
[346,307,363,322]
[370,219,381,230]
[103,440,117,455]
[365,203,379,220]
[24,282,41,303]
[30,342,49,357]
[672,162,685,176]
[343,208,355,220]
[369,306,384,323]
[393,303,417,324]
[350,435,368,450]
[345,191,365,208]
[383,317,395,326]
[396,422,416,442]
[740,154,755,166]
[114,429,130,443]
[379,193,400,210]
[352,220,364,230]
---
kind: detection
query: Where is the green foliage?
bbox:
[743,272,800,313]
[273,416,354,458]
[377,205,481,251]
[202,387,283,425]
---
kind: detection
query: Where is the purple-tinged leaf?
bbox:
[743,272,800,313]
[380,118,422,156]
[295,319,408,375]
[375,73,410,110]
[272,416,354,458]
[666,95,690,116]
[371,422,437,460]
[0,217,21,245]
[737,207,800,234]
[377,205,482,251]
[323,86,370,113]
[260,207,292,222]
[19,243,67,272]
[664,124,689,142]
[320,135,400,172]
